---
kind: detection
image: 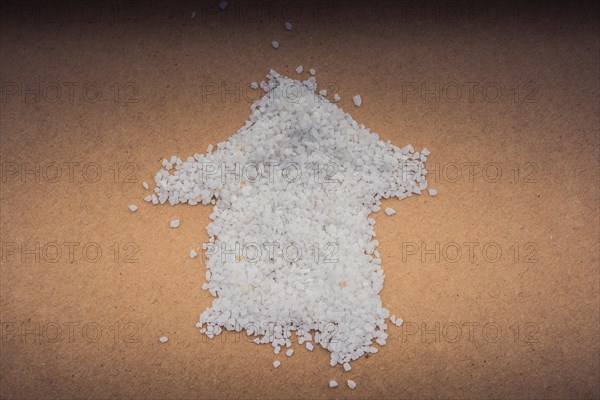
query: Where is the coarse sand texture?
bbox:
[149,70,431,368]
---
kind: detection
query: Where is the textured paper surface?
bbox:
[1,1,598,398]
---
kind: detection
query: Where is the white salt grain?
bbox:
[273,360,281,368]
[329,380,338,388]
[189,249,198,259]
[353,95,362,107]
[272,41,279,49]
[348,380,357,389]
[191,11,197,19]
[218,1,228,11]
[401,145,411,154]
[306,342,314,351]
[334,93,341,101]
[250,82,259,89]
[295,65,303,74]
[309,68,316,75]
[159,336,168,343]
[319,89,327,96]
[384,207,396,216]
[286,349,294,357]
[394,317,404,327]
[128,204,138,213]
[285,22,293,30]
[428,188,437,196]
[143,181,149,190]
[170,219,180,228]
[343,362,352,372]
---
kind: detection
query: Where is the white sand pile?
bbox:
[149,70,430,368]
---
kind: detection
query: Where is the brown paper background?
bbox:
[1,1,598,398]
